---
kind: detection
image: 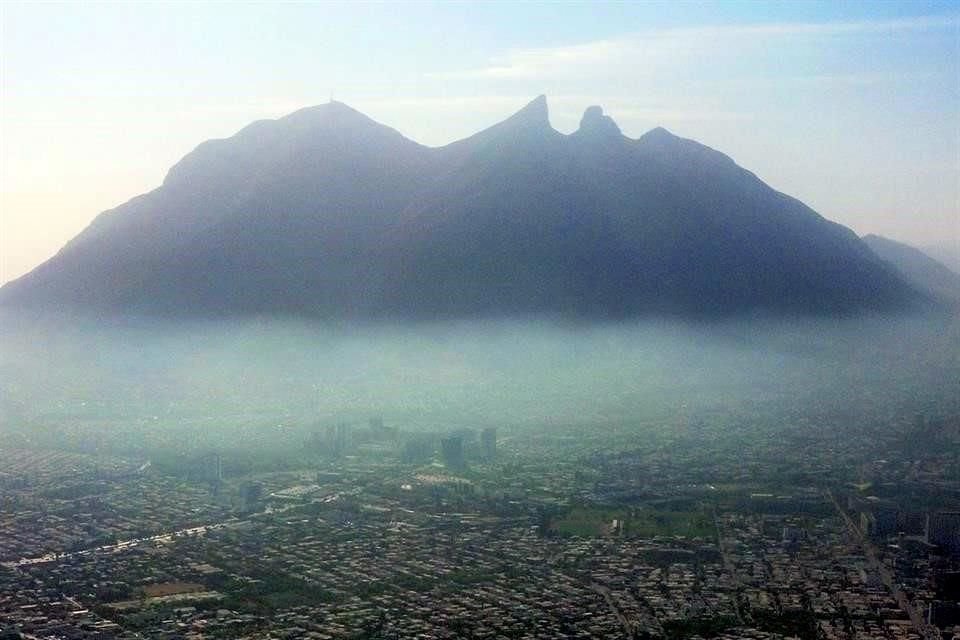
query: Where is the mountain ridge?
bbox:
[0,96,928,319]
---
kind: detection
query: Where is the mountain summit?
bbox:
[0,97,925,318]
[576,105,622,139]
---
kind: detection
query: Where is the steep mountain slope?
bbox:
[862,234,960,307]
[2,103,433,315]
[0,97,925,318]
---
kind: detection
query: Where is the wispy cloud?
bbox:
[701,13,958,37]
[433,14,958,81]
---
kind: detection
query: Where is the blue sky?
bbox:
[1,1,957,283]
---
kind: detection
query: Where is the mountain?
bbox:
[862,234,960,307]
[0,96,927,319]
[920,243,960,276]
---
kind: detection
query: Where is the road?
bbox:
[2,522,233,569]
[713,509,746,624]
[590,581,635,638]
[826,489,939,640]
[2,490,352,569]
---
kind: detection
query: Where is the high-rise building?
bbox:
[782,526,806,545]
[481,427,497,461]
[401,436,433,464]
[333,422,350,456]
[859,501,899,540]
[927,600,960,628]
[368,415,397,445]
[441,435,465,471]
[205,452,223,495]
[926,511,960,555]
[240,482,263,512]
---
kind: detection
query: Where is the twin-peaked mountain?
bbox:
[0,96,927,318]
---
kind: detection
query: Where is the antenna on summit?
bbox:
[329,91,334,103]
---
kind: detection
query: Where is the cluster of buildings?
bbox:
[0,408,957,639]
[308,420,498,473]
[0,448,231,563]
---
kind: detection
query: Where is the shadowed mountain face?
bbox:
[862,234,960,307]
[0,96,925,319]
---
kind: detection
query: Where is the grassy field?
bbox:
[142,582,205,598]
[553,505,715,539]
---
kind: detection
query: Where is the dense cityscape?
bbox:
[1,403,957,639]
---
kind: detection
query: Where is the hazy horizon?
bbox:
[2,1,958,285]
[3,310,956,439]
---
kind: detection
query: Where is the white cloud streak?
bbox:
[433,14,958,81]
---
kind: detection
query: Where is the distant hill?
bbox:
[862,234,960,307]
[0,96,926,319]
[920,243,960,276]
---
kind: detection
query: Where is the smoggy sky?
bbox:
[1,1,958,285]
